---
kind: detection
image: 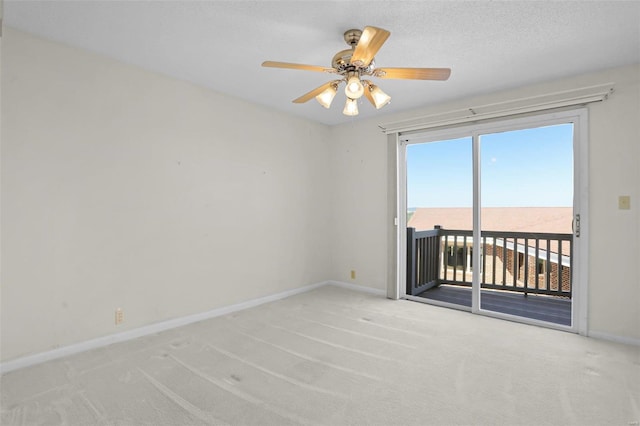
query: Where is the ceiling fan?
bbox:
[262,26,451,116]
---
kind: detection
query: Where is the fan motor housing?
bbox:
[332,49,375,75]
[331,49,353,72]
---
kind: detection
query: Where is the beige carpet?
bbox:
[1,285,639,425]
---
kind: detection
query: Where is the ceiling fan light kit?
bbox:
[262,26,450,116]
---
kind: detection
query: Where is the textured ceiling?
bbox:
[4,1,640,126]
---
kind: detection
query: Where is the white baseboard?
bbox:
[0,281,329,374]
[587,330,640,347]
[327,280,387,296]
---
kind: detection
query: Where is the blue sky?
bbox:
[406,123,574,208]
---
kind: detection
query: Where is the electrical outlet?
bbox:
[350,270,356,280]
[115,308,124,325]
[618,195,631,210]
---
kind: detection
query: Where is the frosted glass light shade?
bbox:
[370,85,391,109]
[343,98,359,116]
[344,75,364,99]
[315,85,337,108]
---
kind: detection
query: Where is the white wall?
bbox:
[1,28,332,362]
[329,64,640,342]
[327,123,390,289]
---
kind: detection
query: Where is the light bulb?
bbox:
[343,98,359,116]
[344,74,364,99]
[315,84,337,108]
[369,84,391,109]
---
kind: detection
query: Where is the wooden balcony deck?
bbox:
[415,284,572,326]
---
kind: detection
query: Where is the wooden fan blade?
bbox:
[374,67,451,80]
[292,80,340,104]
[262,61,335,73]
[351,26,390,67]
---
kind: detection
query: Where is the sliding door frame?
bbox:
[395,108,589,335]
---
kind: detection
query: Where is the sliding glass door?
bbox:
[401,110,584,331]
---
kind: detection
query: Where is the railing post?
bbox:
[569,236,573,298]
[407,227,416,295]
[523,238,528,298]
[434,225,441,287]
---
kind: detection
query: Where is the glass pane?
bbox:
[479,124,574,326]
[406,137,472,308]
